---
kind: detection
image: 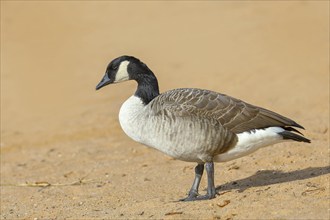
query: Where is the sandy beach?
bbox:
[1,1,329,219]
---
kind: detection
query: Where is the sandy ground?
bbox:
[1,1,329,219]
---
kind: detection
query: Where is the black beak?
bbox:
[96,74,112,90]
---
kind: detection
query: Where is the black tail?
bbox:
[278,130,311,143]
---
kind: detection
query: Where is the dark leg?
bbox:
[181,162,216,201]
[204,161,216,199]
[180,163,204,201]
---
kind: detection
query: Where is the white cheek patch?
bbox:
[114,60,130,83]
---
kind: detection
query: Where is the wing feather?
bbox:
[148,88,303,134]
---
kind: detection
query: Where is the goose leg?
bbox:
[181,162,216,201]
[204,161,216,199]
[180,163,204,201]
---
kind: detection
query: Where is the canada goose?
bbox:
[96,55,310,201]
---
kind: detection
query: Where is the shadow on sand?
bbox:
[216,166,330,193]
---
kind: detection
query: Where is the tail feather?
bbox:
[282,126,304,135]
[278,130,311,143]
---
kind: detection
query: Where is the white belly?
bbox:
[214,127,286,162]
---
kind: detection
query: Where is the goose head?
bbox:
[96,55,155,90]
[96,55,160,104]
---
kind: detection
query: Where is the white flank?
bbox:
[115,60,130,83]
[214,127,286,162]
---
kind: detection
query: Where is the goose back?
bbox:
[148,88,303,134]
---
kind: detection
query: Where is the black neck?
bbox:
[135,74,160,105]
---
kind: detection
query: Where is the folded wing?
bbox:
[148,88,304,134]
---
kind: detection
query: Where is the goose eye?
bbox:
[112,65,118,70]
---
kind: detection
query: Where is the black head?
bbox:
[96,55,155,90]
